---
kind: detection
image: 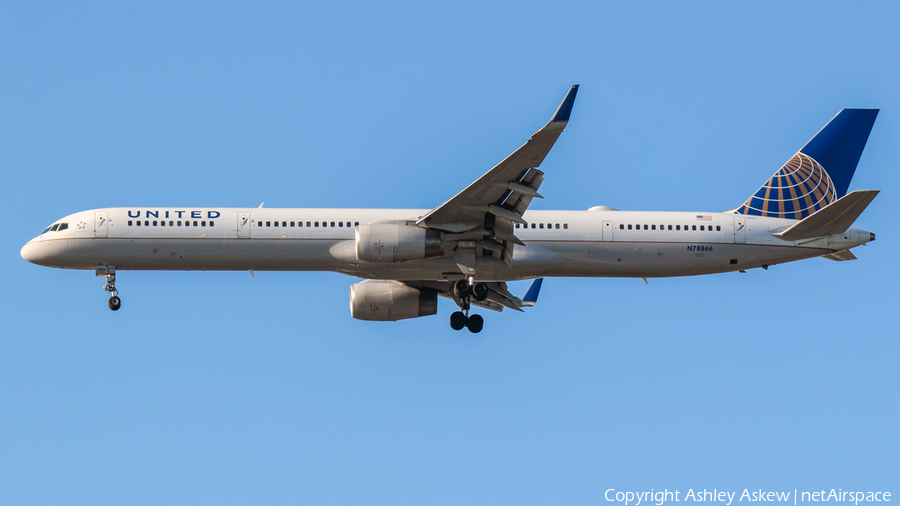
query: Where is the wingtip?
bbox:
[522,278,543,306]
[550,85,579,123]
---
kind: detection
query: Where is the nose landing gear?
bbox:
[97,265,121,311]
[449,279,487,333]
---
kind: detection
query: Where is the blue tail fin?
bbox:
[735,109,878,220]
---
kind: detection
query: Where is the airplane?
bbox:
[21,85,880,333]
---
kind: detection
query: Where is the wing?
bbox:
[416,85,579,269]
[405,279,543,313]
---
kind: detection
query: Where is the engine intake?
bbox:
[355,222,444,263]
[349,280,438,321]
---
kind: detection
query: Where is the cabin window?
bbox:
[338,222,343,227]
[201,221,206,227]
[651,225,656,230]
[152,221,157,226]
[210,221,215,227]
[700,225,705,231]
[266,221,271,227]
[177,221,182,226]
[330,222,335,227]
[564,224,568,229]
[315,222,319,227]
[274,221,279,227]
[692,225,697,231]
[160,221,166,227]
[644,224,648,230]
[619,224,624,230]
[193,221,198,226]
[675,225,680,230]
[628,224,632,230]
[282,221,286,227]
[716,225,721,231]
[347,222,351,227]
[539,223,544,229]
[136,221,141,227]
[531,223,536,229]
[128,221,133,226]
[555,224,559,229]
[290,221,295,227]
[668,225,672,230]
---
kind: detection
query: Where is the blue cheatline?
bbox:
[735,109,878,220]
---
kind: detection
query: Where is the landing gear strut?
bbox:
[449,279,487,333]
[98,266,121,311]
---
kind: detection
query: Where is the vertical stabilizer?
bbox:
[735,109,878,220]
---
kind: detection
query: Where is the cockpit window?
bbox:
[40,223,69,234]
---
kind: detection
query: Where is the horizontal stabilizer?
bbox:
[821,250,857,261]
[773,190,879,241]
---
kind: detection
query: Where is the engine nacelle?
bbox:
[349,280,438,321]
[355,222,444,263]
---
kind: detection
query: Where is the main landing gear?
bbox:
[98,266,121,311]
[449,278,487,333]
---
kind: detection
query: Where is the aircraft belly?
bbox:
[41,236,833,279]
[54,238,342,271]
[531,241,830,278]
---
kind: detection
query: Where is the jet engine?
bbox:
[355,222,443,263]
[349,280,438,321]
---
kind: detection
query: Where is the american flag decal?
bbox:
[696,215,712,221]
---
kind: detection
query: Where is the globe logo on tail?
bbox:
[736,153,837,220]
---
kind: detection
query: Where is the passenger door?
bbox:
[733,216,746,244]
[237,212,251,239]
[94,211,108,238]
[602,220,613,241]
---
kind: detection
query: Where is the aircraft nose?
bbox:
[20,241,42,264]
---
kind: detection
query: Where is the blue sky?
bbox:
[1,1,897,504]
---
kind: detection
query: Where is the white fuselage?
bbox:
[20,207,874,281]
